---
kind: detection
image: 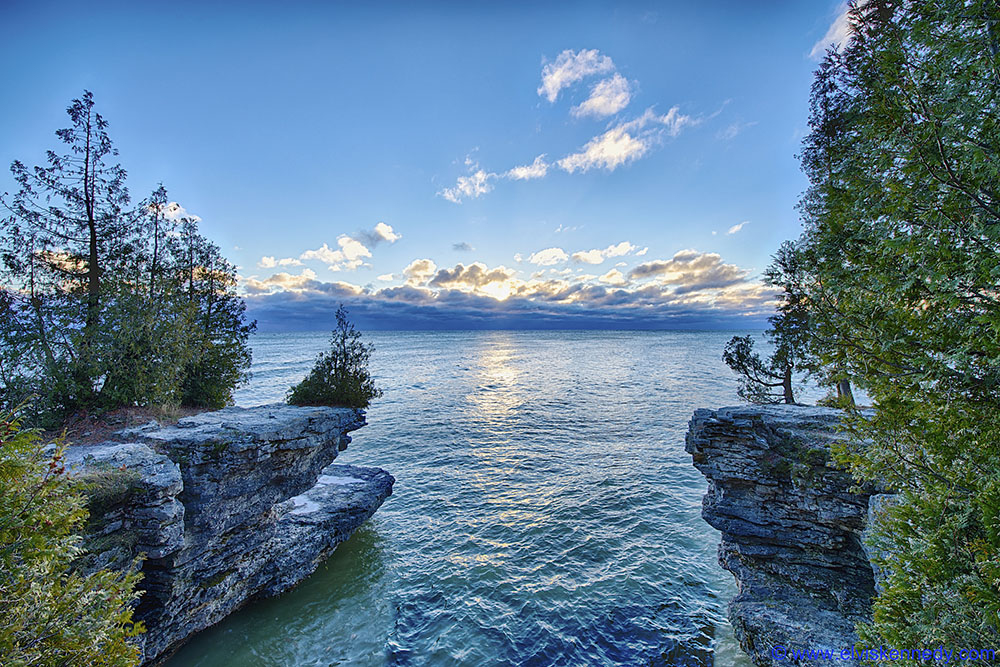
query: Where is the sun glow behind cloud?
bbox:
[241,245,778,330]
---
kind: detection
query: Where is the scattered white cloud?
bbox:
[810,3,852,60]
[258,256,304,269]
[528,247,570,266]
[572,241,639,264]
[359,222,401,246]
[538,48,615,103]
[377,273,395,282]
[629,249,750,294]
[572,73,632,118]
[558,125,649,173]
[453,242,475,251]
[300,236,372,271]
[242,268,318,294]
[403,258,438,285]
[636,247,648,256]
[555,223,581,233]
[506,155,549,180]
[558,107,698,174]
[439,167,497,204]
[727,221,750,235]
[599,269,628,286]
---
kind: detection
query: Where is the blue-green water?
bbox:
[166,330,769,667]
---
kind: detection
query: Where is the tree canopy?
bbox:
[791,0,1000,647]
[0,92,255,424]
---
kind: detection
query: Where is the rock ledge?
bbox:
[66,403,393,664]
[686,404,874,666]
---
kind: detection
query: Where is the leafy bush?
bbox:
[0,404,144,665]
[288,305,382,408]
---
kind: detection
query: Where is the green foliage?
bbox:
[794,0,1000,650]
[0,93,255,424]
[723,242,812,404]
[0,404,144,666]
[288,305,382,408]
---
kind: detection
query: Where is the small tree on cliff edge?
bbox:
[288,305,382,409]
[723,242,811,405]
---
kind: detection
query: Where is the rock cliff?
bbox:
[65,404,394,664]
[685,405,875,667]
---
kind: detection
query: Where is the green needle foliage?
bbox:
[0,404,144,666]
[0,92,255,425]
[288,305,382,409]
[792,0,1000,650]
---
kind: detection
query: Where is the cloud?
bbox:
[453,242,475,252]
[527,247,570,266]
[439,168,497,204]
[558,107,697,174]
[506,155,549,181]
[300,236,372,271]
[428,262,516,290]
[377,273,395,281]
[572,73,632,118]
[727,221,750,235]
[599,269,628,286]
[810,3,852,60]
[571,241,639,264]
[558,125,648,173]
[358,222,402,246]
[403,258,438,285]
[716,120,758,141]
[538,48,615,103]
[242,268,319,294]
[629,249,750,293]
[241,250,779,332]
[258,256,303,269]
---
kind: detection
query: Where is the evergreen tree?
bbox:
[0,92,255,421]
[288,305,382,409]
[795,0,1000,646]
[724,242,811,405]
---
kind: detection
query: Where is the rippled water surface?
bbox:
[166,330,760,667]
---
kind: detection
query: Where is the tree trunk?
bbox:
[782,366,795,404]
[836,378,856,407]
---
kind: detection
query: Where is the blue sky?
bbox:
[0,1,850,330]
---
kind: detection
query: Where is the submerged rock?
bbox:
[686,405,874,667]
[66,403,394,664]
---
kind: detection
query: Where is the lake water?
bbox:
[165,330,778,667]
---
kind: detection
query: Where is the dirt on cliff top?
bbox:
[44,405,207,447]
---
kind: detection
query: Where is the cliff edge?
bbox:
[64,403,394,664]
[686,404,875,666]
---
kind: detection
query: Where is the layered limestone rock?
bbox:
[686,405,875,667]
[66,404,394,664]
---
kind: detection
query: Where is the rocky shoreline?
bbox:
[686,404,884,667]
[64,403,394,665]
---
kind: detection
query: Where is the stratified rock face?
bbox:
[66,404,394,664]
[686,405,874,667]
